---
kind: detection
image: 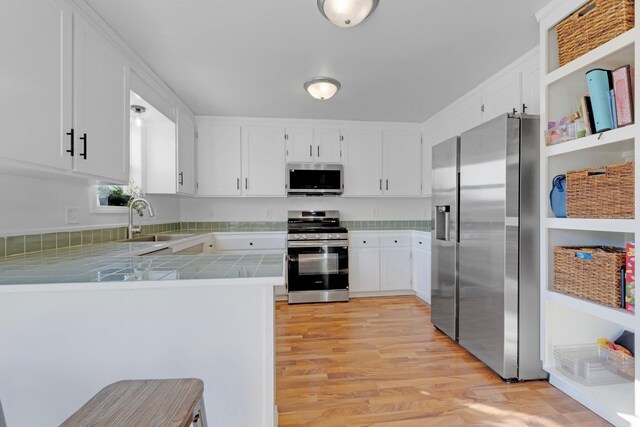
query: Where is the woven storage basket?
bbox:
[566,161,634,219]
[553,246,626,308]
[557,0,634,67]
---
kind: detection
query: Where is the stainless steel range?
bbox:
[287,210,349,304]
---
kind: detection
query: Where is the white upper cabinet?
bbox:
[285,127,342,164]
[519,52,540,115]
[197,124,242,196]
[177,110,196,195]
[480,71,520,122]
[1,0,72,171]
[421,121,446,197]
[242,126,286,196]
[285,127,314,163]
[445,94,483,138]
[1,1,130,182]
[382,130,422,197]
[72,13,130,182]
[342,129,383,196]
[313,128,342,163]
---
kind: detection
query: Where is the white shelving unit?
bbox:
[537,1,640,425]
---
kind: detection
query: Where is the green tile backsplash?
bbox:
[0,220,430,259]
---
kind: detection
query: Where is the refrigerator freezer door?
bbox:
[431,137,459,340]
[458,114,520,379]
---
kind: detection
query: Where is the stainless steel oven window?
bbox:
[297,253,340,275]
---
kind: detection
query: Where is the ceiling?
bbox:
[86,0,549,123]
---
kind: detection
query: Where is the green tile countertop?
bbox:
[0,233,284,286]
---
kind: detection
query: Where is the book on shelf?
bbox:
[612,65,634,128]
[609,89,617,129]
[626,242,635,313]
[580,96,595,135]
[586,69,615,132]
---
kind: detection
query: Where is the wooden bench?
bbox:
[61,379,207,427]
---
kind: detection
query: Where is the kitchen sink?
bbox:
[120,234,196,243]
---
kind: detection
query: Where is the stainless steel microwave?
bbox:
[286,164,343,196]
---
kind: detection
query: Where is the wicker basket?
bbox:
[557,0,634,67]
[566,161,634,219]
[553,246,626,308]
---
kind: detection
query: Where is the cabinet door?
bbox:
[380,248,412,290]
[349,248,381,292]
[382,130,422,196]
[412,248,431,303]
[445,94,482,138]
[421,121,446,197]
[285,127,314,163]
[520,53,540,115]
[197,124,241,196]
[342,129,382,196]
[177,110,196,195]
[242,126,286,196]
[0,0,72,170]
[314,129,342,163]
[480,71,520,122]
[73,14,130,182]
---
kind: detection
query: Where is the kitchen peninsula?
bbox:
[0,233,283,427]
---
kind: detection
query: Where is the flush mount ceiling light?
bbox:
[317,0,379,28]
[130,105,146,127]
[304,77,341,100]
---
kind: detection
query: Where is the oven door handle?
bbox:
[287,240,349,248]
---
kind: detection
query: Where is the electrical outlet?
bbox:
[210,210,215,218]
[65,207,80,224]
[372,208,379,218]
[266,209,273,219]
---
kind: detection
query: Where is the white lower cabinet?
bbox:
[411,233,431,303]
[349,232,413,295]
[349,247,381,293]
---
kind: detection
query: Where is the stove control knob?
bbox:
[315,234,320,239]
[292,234,298,240]
[301,234,307,239]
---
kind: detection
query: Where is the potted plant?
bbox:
[96,185,111,206]
[107,186,131,207]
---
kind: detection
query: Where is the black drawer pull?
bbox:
[363,240,366,244]
[79,133,87,159]
[249,242,253,246]
[394,240,398,243]
[66,128,75,156]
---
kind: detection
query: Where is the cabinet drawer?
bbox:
[349,236,380,248]
[412,235,431,248]
[380,236,410,247]
[214,236,285,251]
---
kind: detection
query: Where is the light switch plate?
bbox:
[65,207,80,224]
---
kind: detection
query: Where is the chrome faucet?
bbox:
[128,197,155,239]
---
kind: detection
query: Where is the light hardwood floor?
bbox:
[275,296,609,426]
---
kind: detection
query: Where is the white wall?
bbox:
[0,174,180,236]
[180,197,429,221]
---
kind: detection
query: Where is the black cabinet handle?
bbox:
[379,179,382,190]
[179,171,184,186]
[419,241,423,245]
[310,145,312,157]
[386,179,389,191]
[317,145,320,157]
[79,133,87,159]
[394,240,398,243]
[249,242,253,246]
[237,178,240,190]
[66,129,75,156]
[245,178,248,189]
[363,240,366,244]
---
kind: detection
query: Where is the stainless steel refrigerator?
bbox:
[431,113,546,381]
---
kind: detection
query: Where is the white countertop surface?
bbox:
[0,232,284,288]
